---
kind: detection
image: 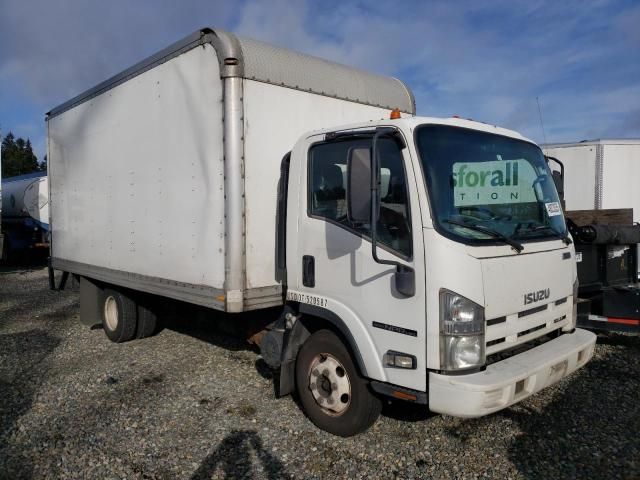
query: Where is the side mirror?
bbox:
[545,155,565,202]
[346,147,373,224]
[552,170,564,199]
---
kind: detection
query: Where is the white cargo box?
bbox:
[47,27,415,312]
[543,139,640,218]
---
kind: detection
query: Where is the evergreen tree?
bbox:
[1,131,40,178]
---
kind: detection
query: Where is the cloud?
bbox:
[231,0,639,142]
[0,0,237,108]
[0,0,638,160]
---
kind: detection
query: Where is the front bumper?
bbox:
[428,328,596,417]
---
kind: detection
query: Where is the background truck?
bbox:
[48,27,595,436]
[565,208,640,333]
[0,171,49,261]
[543,139,640,277]
[543,141,640,333]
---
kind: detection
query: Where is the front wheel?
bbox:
[295,329,382,436]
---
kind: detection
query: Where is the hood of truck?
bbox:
[472,240,573,319]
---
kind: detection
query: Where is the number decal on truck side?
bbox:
[286,291,328,308]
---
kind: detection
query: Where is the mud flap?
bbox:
[277,314,311,397]
[80,276,103,327]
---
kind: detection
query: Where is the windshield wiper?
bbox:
[514,224,572,245]
[444,219,524,253]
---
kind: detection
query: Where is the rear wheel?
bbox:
[295,329,381,436]
[136,300,158,339]
[102,288,137,343]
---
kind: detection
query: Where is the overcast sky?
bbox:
[1,0,639,160]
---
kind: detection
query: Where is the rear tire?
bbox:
[295,329,382,436]
[102,288,137,343]
[1,235,10,263]
[136,300,158,339]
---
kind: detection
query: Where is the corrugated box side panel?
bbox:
[544,145,598,210]
[49,44,226,289]
[242,79,390,289]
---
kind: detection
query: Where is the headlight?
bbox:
[440,290,485,371]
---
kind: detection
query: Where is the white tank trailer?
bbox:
[1,172,49,259]
[1,172,49,225]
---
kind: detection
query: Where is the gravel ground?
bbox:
[1,266,639,479]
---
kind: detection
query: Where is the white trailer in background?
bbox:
[47,27,595,436]
[543,139,640,216]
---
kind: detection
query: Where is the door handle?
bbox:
[303,255,315,288]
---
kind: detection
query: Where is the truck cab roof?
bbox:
[307,115,536,145]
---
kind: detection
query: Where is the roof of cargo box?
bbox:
[47,28,415,119]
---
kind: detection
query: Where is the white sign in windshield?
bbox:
[452,159,538,206]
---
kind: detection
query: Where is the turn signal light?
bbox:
[392,390,417,401]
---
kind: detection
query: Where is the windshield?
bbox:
[416,125,566,245]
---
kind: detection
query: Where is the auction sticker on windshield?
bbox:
[545,202,562,217]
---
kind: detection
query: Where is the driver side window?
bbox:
[308,137,412,258]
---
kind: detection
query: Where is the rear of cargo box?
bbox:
[47,42,227,308]
[543,144,598,210]
[599,143,640,224]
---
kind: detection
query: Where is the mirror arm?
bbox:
[370,128,397,268]
[370,128,416,297]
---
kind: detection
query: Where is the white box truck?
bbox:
[543,139,640,277]
[47,28,596,436]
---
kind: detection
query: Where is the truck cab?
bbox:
[279,115,596,434]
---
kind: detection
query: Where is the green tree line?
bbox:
[1,132,46,178]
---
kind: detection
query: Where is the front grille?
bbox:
[518,304,547,318]
[487,316,506,326]
[485,296,571,357]
[517,323,546,337]
[486,328,563,366]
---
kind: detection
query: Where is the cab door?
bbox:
[286,130,427,391]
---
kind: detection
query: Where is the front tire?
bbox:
[102,288,137,343]
[295,329,382,436]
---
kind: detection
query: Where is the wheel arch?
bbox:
[297,304,369,377]
[278,303,384,397]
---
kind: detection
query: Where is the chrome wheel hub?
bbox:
[104,296,119,331]
[308,353,351,415]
